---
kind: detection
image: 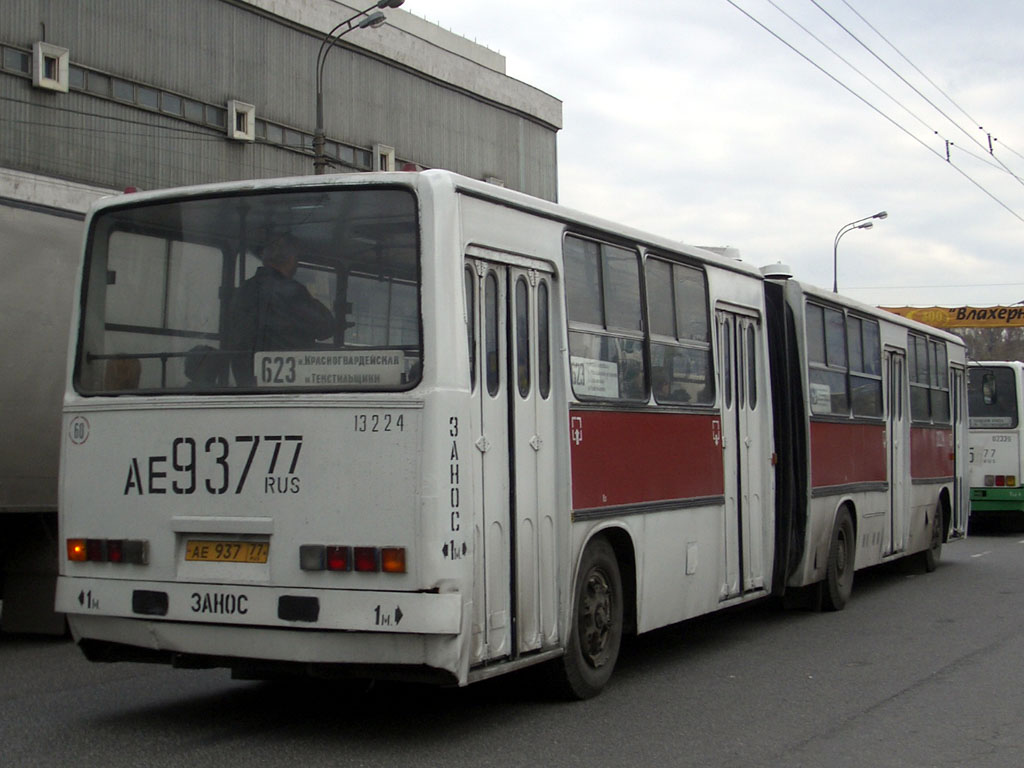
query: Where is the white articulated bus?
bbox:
[56,171,965,697]
[967,361,1024,523]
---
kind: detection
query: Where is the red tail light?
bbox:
[354,547,379,572]
[66,538,148,564]
[326,546,351,572]
[299,544,405,574]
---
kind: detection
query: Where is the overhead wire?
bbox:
[721,0,1024,225]
[836,0,983,134]
[762,0,935,136]
[808,0,1024,187]
[0,94,318,185]
[761,0,1015,179]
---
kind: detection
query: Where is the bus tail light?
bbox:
[354,547,379,572]
[381,547,406,573]
[299,545,405,574]
[66,538,148,564]
[984,475,1017,488]
[86,538,106,561]
[67,539,87,562]
[107,539,125,563]
[326,546,351,572]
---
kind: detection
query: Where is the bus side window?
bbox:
[465,266,476,391]
[516,276,531,398]
[646,258,713,406]
[538,280,551,399]
[722,320,733,410]
[746,323,757,410]
[485,271,499,397]
[564,235,646,402]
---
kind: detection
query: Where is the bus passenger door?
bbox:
[717,309,767,600]
[466,255,558,664]
[950,366,967,535]
[508,265,558,654]
[885,349,909,554]
[467,259,511,662]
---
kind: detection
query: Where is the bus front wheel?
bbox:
[554,537,623,699]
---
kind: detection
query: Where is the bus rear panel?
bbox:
[968,362,1024,521]
[58,178,471,683]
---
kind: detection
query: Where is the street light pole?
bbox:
[313,0,405,175]
[832,210,888,293]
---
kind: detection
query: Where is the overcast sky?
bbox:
[411,0,1024,308]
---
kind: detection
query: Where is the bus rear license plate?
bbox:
[185,540,269,564]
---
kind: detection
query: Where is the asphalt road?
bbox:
[3,529,1024,767]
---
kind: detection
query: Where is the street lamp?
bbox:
[833,210,888,293]
[313,0,405,174]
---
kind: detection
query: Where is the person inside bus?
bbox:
[226,234,335,386]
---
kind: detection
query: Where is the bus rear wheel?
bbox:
[920,503,943,573]
[823,508,855,612]
[553,537,623,700]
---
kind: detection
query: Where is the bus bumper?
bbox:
[56,576,461,634]
[56,576,465,681]
[970,487,1024,514]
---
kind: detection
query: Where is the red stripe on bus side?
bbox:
[809,421,886,488]
[569,410,724,510]
[910,426,954,479]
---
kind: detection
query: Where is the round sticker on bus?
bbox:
[69,416,90,445]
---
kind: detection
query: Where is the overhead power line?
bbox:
[836,0,982,132]
[833,0,1024,171]
[722,0,1024,225]
[809,0,1024,187]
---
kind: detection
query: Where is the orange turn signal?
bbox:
[67,539,87,562]
[381,547,406,573]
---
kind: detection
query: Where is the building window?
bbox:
[112,78,134,102]
[32,42,69,92]
[68,65,85,90]
[227,100,255,141]
[160,92,183,116]
[183,99,205,122]
[374,144,396,171]
[264,122,283,144]
[3,46,31,74]
[137,85,160,110]
[85,71,109,96]
[205,105,226,130]
[8,45,406,171]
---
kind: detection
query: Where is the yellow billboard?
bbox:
[881,306,1024,328]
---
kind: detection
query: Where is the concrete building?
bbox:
[0,0,561,631]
